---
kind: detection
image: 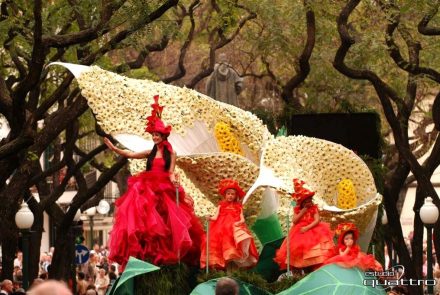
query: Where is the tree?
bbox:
[333,1,440,293]
[0,0,180,281]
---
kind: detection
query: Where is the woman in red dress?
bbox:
[324,222,383,271]
[104,95,204,271]
[274,179,334,271]
[200,179,259,270]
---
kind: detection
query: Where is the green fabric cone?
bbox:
[276,126,287,137]
[106,257,160,295]
[190,277,272,295]
[251,214,283,245]
[277,264,386,295]
[252,237,284,282]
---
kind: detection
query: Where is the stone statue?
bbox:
[205,53,243,107]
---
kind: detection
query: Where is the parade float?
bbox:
[50,63,385,294]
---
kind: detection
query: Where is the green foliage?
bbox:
[136,264,197,295]
[26,151,39,162]
[123,67,160,81]
[197,269,304,294]
[135,264,305,294]
[252,108,278,135]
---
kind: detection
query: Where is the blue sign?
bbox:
[75,244,90,265]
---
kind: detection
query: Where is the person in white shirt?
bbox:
[94,269,109,295]
[13,252,22,270]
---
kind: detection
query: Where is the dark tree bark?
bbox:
[280,0,315,109]
[332,0,440,293]
[0,0,180,281]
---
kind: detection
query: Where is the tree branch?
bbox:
[0,136,34,160]
[34,95,89,155]
[35,77,76,120]
[66,156,127,228]
[41,0,124,48]
[280,0,315,105]
[12,0,45,106]
[163,0,200,83]
[333,0,402,107]
[382,0,440,83]
[0,73,13,122]
[418,1,440,36]
[80,0,179,66]
[113,36,171,73]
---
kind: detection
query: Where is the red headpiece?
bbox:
[145,95,172,136]
[335,222,359,246]
[291,178,315,205]
[218,179,246,200]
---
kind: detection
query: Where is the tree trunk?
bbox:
[49,222,75,281]
[0,224,18,280]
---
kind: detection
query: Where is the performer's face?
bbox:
[344,233,354,246]
[225,189,237,202]
[301,197,313,208]
[152,132,164,144]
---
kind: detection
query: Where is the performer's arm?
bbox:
[300,212,320,233]
[104,138,149,159]
[339,246,350,256]
[169,150,178,183]
[208,207,220,221]
[234,211,245,226]
[292,207,307,224]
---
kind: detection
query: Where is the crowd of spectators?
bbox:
[0,243,118,295]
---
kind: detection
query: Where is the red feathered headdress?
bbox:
[291,178,315,206]
[145,95,172,136]
[218,179,246,200]
[335,222,359,246]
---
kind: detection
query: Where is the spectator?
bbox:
[30,278,44,289]
[85,285,97,295]
[27,280,72,295]
[0,280,13,295]
[434,267,440,295]
[39,272,48,280]
[107,272,117,291]
[99,257,109,273]
[11,288,25,295]
[109,264,118,277]
[11,282,20,292]
[94,269,109,295]
[77,272,88,295]
[13,252,22,270]
[215,278,239,295]
[387,286,408,295]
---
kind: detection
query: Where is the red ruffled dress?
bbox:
[324,245,383,271]
[200,201,259,269]
[274,205,334,269]
[108,158,204,271]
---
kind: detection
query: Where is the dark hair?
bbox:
[389,286,409,295]
[146,143,171,171]
[78,272,85,280]
[299,196,313,209]
[215,278,239,295]
[108,272,117,280]
[343,230,354,238]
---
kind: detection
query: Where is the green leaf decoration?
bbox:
[107,257,160,295]
[190,277,272,295]
[277,264,386,295]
